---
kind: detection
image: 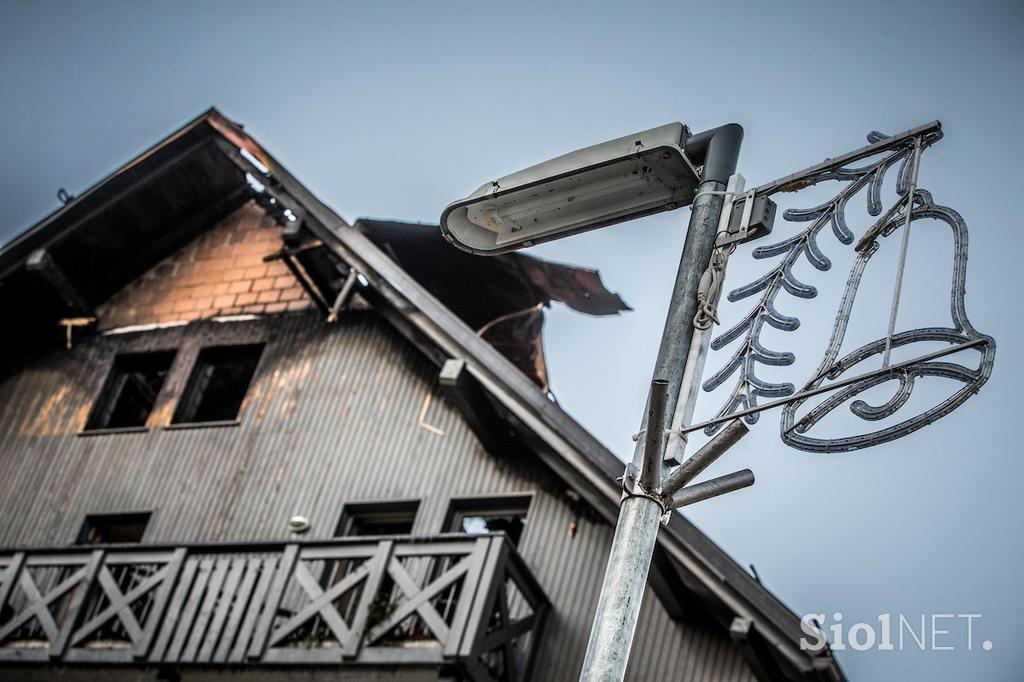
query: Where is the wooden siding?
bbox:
[0,310,754,681]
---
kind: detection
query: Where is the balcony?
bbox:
[0,534,548,681]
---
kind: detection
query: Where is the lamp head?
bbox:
[440,123,700,255]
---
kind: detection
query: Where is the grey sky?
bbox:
[2,1,1021,679]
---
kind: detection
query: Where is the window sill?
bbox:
[77,426,150,437]
[163,420,241,431]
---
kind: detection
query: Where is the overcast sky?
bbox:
[2,1,1021,679]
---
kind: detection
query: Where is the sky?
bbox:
[1,1,1021,680]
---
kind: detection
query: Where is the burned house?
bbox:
[0,110,845,681]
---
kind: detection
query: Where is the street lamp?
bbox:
[441,121,761,682]
[440,123,700,255]
[442,117,998,682]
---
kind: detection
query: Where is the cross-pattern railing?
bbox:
[0,535,547,681]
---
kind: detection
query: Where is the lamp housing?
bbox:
[440,123,700,254]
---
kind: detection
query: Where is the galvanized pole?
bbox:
[579,124,742,682]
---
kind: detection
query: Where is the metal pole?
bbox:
[579,156,735,680]
[667,468,755,510]
[662,418,749,499]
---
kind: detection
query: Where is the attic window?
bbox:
[76,512,151,545]
[85,351,176,431]
[172,344,263,424]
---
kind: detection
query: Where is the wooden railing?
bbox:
[0,535,547,682]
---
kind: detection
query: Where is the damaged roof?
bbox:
[0,109,844,682]
[356,218,629,389]
[0,119,628,392]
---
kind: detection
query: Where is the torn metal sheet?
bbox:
[356,219,628,387]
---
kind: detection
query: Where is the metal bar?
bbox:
[640,379,669,492]
[629,178,730,475]
[667,469,755,510]
[855,189,910,254]
[681,338,987,435]
[327,267,359,322]
[882,137,922,367]
[666,174,745,466]
[261,240,325,262]
[751,120,940,197]
[662,419,749,499]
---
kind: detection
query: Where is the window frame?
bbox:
[83,350,177,433]
[443,494,533,547]
[170,343,264,426]
[75,511,153,545]
[335,499,421,538]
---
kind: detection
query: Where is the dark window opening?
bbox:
[76,512,151,545]
[172,344,263,424]
[85,352,175,430]
[445,496,531,547]
[335,500,419,538]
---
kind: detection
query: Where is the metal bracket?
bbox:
[57,317,96,350]
[712,174,744,247]
[619,462,639,493]
[716,188,776,247]
[619,463,668,513]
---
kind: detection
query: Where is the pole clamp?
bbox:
[619,463,669,513]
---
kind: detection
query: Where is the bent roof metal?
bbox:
[354,218,631,391]
[3,109,845,681]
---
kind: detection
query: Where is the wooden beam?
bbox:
[648,545,715,625]
[281,208,307,244]
[1,133,215,281]
[279,253,330,315]
[437,358,520,458]
[730,616,787,682]
[26,248,93,315]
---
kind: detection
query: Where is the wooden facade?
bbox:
[0,110,846,682]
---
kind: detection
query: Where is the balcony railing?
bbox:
[0,534,547,682]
